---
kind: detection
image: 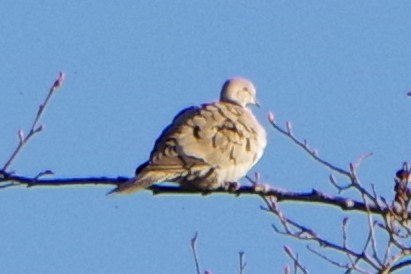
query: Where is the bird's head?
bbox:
[220,77,259,108]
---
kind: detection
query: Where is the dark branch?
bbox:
[390,259,411,272]
[0,172,391,215]
[1,174,129,187]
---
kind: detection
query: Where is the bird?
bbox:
[109,77,267,194]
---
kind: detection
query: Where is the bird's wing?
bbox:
[149,102,266,174]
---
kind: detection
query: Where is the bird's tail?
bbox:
[107,170,179,195]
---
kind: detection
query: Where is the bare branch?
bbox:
[0,174,129,188]
[263,196,382,272]
[2,72,65,171]
[267,114,351,177]
[352,153,373,170]
[307,246,370,274]
[191,232,202,274]
[362,193,381,266]
[390,259,411,272]
[239,251,246,274]
[329,174,351,192]
[283,245,309,274]
[0,173,392,216]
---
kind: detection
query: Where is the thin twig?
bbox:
[362,192,382,267]
[2,72,65,171]
[263,196,381,272]
[283,245,309,274]
[342,217,357,268]
[239,251,246,274]
[307,246,370,274]
[307,246,350,270]
[267,115,350,177]
[191,232,202,274]
[348,163,380,207]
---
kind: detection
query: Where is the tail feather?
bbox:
[107,170,181,195]
[107,178,152,195]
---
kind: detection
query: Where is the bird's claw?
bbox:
[224,181,241,192]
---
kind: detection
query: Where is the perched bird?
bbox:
[110,77,267,194]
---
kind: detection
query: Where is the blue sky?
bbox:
[1,1,411,273]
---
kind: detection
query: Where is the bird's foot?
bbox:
[223,181,241,192]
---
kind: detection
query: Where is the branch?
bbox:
[0,173,391,215]
[267,112,350,177]
[2,72,65,171]
[0,173,129,187]
[390,259,411,273]
[191,232,202,274]
[307,246,370,274]
[283,245,309,274]
[263,196,381,272]
[238,251,247,274]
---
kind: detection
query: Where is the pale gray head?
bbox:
[220,77,259,108]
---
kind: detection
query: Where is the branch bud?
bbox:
[254,172,260,182]
[284,266,291,274]
[349,163,354,173]
[18,130,24,143]
[268,111,275,123]
[343,217,349,226]
[286,121,292,134]
[51,71,65,92]
[34,124,44,133]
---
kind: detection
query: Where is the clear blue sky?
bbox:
[1,1,411,273]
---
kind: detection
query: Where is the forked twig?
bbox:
[262,196,381,272]
[239,251,247,274]
[283,245,309,274]
[2,72,65,171]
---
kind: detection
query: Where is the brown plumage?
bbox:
[109,77,266,194]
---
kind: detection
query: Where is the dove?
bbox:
[110,77,266,194]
